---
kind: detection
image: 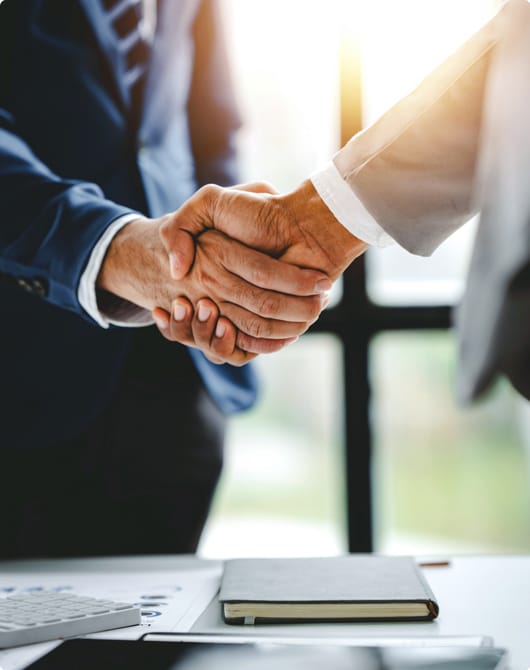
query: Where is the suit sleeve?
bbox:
[0,108,138,319]
[187,0,243,187]
[327,4,505,256]
[0,0,140,323]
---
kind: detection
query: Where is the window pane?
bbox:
[222,0,341,192]
[199,335,346,558]
[359,0,500,305]
[371,332,530,554]
[366,221,477,306]
[198,2,346,558]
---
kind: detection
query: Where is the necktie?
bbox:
[101,0,259,415]
[102,0,150,121]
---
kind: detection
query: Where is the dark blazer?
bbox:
[0,0,257,449]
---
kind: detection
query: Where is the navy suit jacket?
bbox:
[0,0,257,449]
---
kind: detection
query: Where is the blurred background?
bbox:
[199,0,530,558]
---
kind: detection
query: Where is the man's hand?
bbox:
[153,297,277,366]
[161,180,367,282]
[158,179,367,353]
[97,215,330,363]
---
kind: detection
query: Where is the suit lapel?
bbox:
[77,0,129,110]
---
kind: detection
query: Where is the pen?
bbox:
[418,560,451,568]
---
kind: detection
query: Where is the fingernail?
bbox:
[215,321,226,338]
[315,278,332,293]
[153,313,168,330]
[169,252,180,278]
[173,303,187,321]
[321,292,331,308]
[198,303,211,322]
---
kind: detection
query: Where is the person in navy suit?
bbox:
[0,0,326,558]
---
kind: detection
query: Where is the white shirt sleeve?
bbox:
[310,161,395,248]
[77,213,154,329]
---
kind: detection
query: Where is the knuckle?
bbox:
[236,332,253,351]
[247,316,272,339]
[163,330,180,343]
[195,265,217,293]
[168,319,183,336]
[200,183,221,206]
[296,270,316,294]
[253,180,277,195]
[249,262,267,287]
[307,295,322,320]
[234,281,250,304]
[212,343,232,363]
[237,332,281,355]
[259,180,275,192]
[158,217,171,243]
[258,294,280,318]
[169,325,190,343]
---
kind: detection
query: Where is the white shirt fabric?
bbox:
[77,213,152,328]
[310,161,394,248]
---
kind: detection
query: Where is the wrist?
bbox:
[281,180,368,278]
[97,216,170,310]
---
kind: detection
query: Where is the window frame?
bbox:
[309,42,452,551]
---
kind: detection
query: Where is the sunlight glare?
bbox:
[355,0,500,123]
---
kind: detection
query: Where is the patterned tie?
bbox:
[102,0,151,122]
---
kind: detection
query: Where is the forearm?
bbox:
[329,6,503,256]
[0,122,136,317]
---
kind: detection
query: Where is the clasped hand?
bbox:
[98,181,366,366]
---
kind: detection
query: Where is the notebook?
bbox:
[219,555,439,624]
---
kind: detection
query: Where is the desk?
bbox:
[0,556,528,670]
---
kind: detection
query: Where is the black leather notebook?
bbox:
[219,555,439,624]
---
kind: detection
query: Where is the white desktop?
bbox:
[0,555,528,670]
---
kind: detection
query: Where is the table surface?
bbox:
[0,555,528,669]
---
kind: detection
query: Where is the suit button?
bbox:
[16,278,32,293]
[15,277,48,297]
[32,278,48,297]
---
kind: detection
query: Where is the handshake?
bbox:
[98,179,367,366]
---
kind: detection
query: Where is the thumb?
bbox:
[168,229,195,280]
[159,217,197,280]
[159,185,223,279]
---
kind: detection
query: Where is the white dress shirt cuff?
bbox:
[78,213,155,329]
[310,161,395,247]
